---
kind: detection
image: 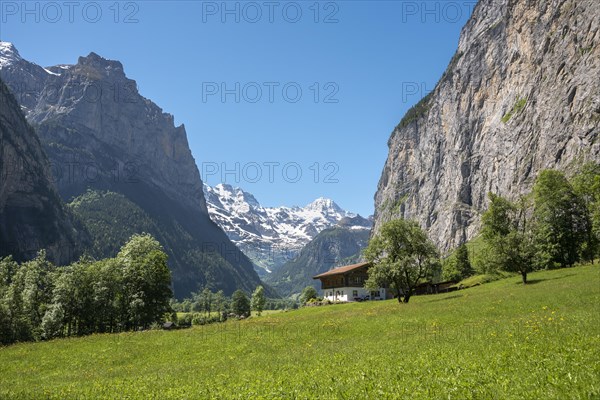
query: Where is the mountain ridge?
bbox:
[0,43,270,298]
[204,183,372,274]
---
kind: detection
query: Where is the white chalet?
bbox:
[312,262,392,302]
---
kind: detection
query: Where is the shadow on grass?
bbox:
[523,279,544,285]
[425,294,463,303]
[517,273,577,285]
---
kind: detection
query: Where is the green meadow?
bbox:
[1,265,598,399]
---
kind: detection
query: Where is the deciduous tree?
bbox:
[231,290,250,317]
[251,286,266,316]
[117,234,172,329]
[213,290,228,315]
[364,219,440,303]
[533,170,589,269]
[443,244,474,281]
[482,193,535,284]
[300,286,318,304]
[571,162,600,262]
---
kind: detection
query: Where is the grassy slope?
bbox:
[1,265,598,399]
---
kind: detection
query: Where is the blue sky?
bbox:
[0,0,476,216]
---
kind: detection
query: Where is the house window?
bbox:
[341,291,344,296]
[371,291,380,297]
[353,290,358,297]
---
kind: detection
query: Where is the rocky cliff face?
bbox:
[374,0,600,252]
[0,43,267,298]
[0,78,85,264]
[0,44,206,215]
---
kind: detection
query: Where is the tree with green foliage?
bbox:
[455,243,474,279]
[482,193,535,284]
[364,219,440,303]
[0,251,56,342]
[0,300,11,345]
[441,257,460,282]
[231,290,250,317]
[41,303,65,340]
[0,256,18,297]
[117,233,172,330]
[443,244,474,281]
[3,263,31,343]
[264,298,299,310]
[176,298,192,313]
[481,193,515,238]
[50,265,77,336]
[65,258,97,336]
[251,286,266,316]
[213,290,228,315]
[197,287,213,316]
[571,162,600,263]
[532,170,589,269]
[0,234,174,345]
[89,258,122,333]
[21,251,55,340]
[0,256,21,343]
[300,286,318,304]
[190,292,201,313]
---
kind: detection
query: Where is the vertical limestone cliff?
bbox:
[374,0,599,252]
[0,44,269,298]
[0,78,85,264]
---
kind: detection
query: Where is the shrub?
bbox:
[178,314,193,327]
[501,97,527,123]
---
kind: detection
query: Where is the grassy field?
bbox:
[177,310,285,320]
[1,265,599,399]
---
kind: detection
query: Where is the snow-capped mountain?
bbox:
[203,183,372,274]
[0,42,22,68]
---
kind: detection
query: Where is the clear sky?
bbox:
[0,0,476,216]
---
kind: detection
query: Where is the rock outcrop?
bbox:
[374,0,599,252]
[1,46,206,215]
[0,78,86,264]
[0,43,268,298]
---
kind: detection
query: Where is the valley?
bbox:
[0,0,599,397]
[204,183,371,275]
[1,265,598,399]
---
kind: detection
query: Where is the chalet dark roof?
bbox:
[312,262,371,279]
[162,322,175,329]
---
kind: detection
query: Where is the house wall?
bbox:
[322,287,388,302]
[319,267,369,290]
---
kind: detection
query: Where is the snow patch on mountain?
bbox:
[203,183,372,274]
[0,42,22,68]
